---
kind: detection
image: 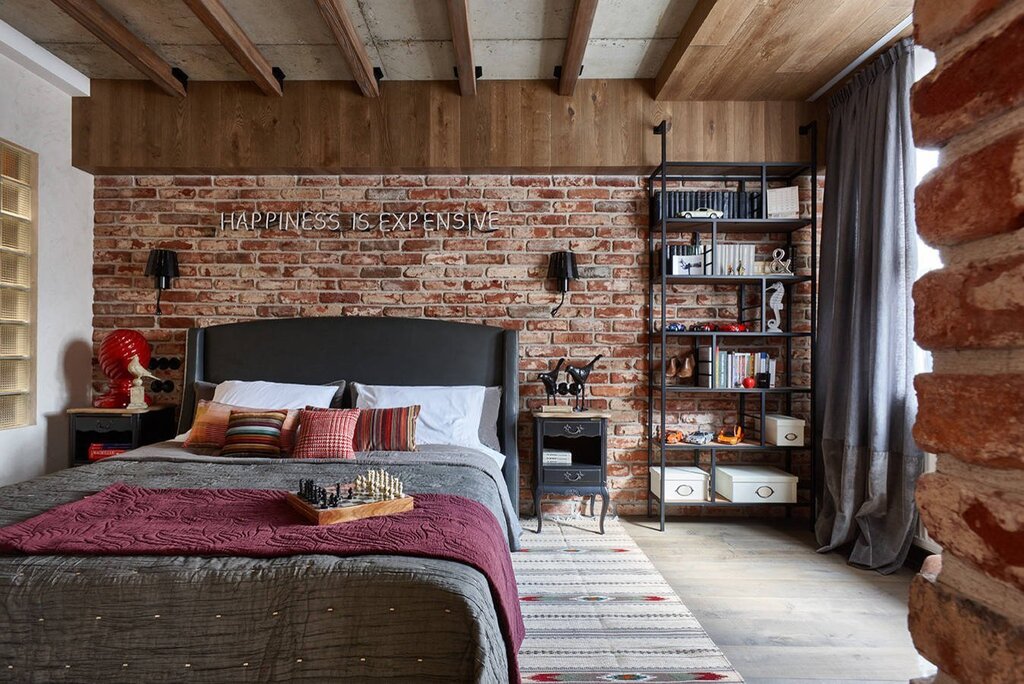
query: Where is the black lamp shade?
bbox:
[547,251,579,292]
[144,249,179,290]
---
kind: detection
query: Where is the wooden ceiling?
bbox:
[657,0,913,100]
[2,0,911,101]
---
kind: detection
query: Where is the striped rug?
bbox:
[514,516,744,683]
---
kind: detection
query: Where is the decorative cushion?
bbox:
[292,408,362,459]
[220,410,288,457]
[353,405,420,452]
[184,400,299,453]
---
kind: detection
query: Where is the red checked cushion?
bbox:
[353,405,420,452]
[292,408,361,459]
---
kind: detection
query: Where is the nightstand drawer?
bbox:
[543,466,602,486]
[543,420,602,439]
[74,416,132,433]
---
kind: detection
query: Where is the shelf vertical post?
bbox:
[799,120,819,527]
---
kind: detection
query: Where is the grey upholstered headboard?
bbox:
[179,316,520,511]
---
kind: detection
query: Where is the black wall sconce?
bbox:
[547,250,579,316]
[144,248,179,316]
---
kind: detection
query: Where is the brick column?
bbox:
[909,1,1024,682]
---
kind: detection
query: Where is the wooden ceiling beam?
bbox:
[183,0,281,97]
[558,0,598,96]
[50,0,185,97]
[315,0,379,97]
[445,0,476,96]
[653,0,719,101]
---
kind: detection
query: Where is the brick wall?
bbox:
[909,0,1024,681]
[93,173,819,516]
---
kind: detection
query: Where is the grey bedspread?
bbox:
[0,443,523,683]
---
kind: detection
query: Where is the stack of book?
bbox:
[87,442,132,462]
[542,449,573,466]
[697,346,777,388]
[651,190,764,221]
[712,243,757,276]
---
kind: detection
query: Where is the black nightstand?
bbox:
[67,405,177,467]
[533,412,609,534]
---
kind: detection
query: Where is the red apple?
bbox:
[742,377,756,388]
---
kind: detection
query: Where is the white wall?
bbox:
[0,52,93,485]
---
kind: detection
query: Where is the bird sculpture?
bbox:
[566,354,603,411]
[125,354,158,409]
[538,358,565,405]
[766,283,785,332]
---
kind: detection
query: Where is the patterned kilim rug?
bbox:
[514,516,744,683]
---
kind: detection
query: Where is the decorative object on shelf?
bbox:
[755,372,770,388]
[144,248,180,316]
[767,248,793,275]
[716,425,744,445]
[741,377,757,389]
[665,351,694,381]
[566,354,602,412]
[547,250,579,316]
[125,354,158,409]
[665,322,685,332]
[766,186,800,219]
[689,322,714,332]
[288,471,413,525]
[95,329,152,408]
[678,207,724,219]
[683,430,714,445]
[766,282,786,332]
[715,322,748,332]
[665,429,684,445]
[538,358,565,405]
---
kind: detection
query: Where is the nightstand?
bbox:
[67,405,177,468]
[533,412,609,534]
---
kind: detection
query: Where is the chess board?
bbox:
[286,490,414,526]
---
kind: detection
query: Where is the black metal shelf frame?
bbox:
[646,119,819,531]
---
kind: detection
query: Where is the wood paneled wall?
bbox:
[72,80,821,174]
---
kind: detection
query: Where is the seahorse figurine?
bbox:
[538,358,565,405]
[766,282,785,332]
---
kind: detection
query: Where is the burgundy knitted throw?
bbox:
[0,484,523,681]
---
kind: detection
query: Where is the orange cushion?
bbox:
[184,400,299,453]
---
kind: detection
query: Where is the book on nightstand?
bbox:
[542,449,574,465]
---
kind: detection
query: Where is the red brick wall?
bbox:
[909,0,1024,681]
[93,173,819,515]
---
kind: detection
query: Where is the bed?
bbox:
[0,316,523,682]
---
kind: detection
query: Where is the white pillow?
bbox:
[212,380,337,410]
[353,383,486,450]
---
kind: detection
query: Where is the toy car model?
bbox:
[715,322,747,332]
[683,430,715,445]
[689,323,715,332]
[665,322,686,332]
[716,425,744,445]
[678,208,724,219]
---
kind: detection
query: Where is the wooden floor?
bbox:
[621,517,936,683]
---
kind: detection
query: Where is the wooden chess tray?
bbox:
[286,492,414,525]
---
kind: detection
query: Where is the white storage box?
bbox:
[764,414,805,446]
[715,465,797,503]
[650,466,709,502]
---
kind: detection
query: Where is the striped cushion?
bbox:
[220,410,288,457]
[184,400,299,453]
[292,408,361,459]
[353,405,420,451]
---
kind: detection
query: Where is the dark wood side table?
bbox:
[532,412,610,534]
[67,405,177,468]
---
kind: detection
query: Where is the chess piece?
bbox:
[766,282,785,332]
[538,358,565,406]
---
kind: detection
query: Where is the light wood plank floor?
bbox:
[621,517,936,683]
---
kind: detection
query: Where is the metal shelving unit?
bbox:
[646,119,819,531]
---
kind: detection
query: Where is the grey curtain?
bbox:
[815,38,923,574]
